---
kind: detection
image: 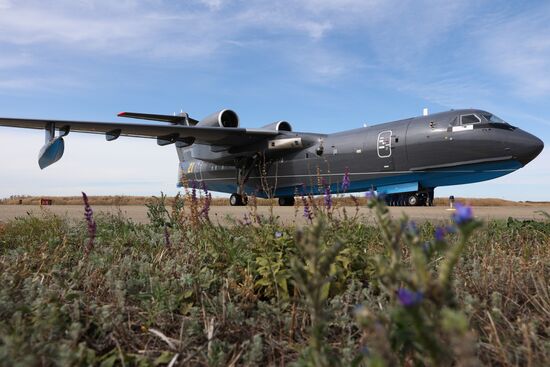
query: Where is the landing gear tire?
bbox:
[407,194,418,206]
[230,193,246,206]
[278,196,295,206]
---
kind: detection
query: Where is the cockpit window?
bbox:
[460,114,481,125]
[481,113,507,124]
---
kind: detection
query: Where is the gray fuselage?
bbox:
[177,109,543,198]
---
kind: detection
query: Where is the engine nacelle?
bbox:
[196,109,239,128]
[262,120,292,132]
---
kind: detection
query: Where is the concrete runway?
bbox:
[1,204,548,225]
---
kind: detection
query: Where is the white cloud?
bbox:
[198,0,225,11]
[0,1,226,57]
[288,46,367,81]
[475,4,550,98]
[0,1,549,101]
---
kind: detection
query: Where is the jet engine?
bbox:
[196,109,239,128]
[262,120,292,132]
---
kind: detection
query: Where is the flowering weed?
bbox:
[0,194,547,366]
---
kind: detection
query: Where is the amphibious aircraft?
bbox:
[0,108,544,206]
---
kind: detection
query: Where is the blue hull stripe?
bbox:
[179,160,523,198]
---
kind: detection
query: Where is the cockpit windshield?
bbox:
[460,114,481,125]
[481,113,507,124]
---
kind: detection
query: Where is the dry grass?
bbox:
[1,195,548,206]
[0,194,548,366]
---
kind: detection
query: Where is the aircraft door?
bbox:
[376,130,394,171]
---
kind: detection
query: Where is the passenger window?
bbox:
[461,114,481,125]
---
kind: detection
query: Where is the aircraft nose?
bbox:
[512,130,544,165]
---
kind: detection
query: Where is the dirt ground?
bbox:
[1,204,548,226]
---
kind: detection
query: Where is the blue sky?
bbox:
[0,0,549,200]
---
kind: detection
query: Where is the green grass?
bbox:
[0,196,548,366]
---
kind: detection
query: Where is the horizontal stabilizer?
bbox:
[118,112,199,125]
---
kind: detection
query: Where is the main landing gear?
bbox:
[278,197,295,206]
[384,189,434,207]
[229,193,248,206]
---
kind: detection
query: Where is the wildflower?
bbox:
[81,192,96,255]
[302,195,313,222]
[341,167,351,192]
[402,220,418,236]
[365,189,380,201]
[191,180,197,203]
[200,181,211,220]
[323,183,332,209]
[202,193,211,219]
[396,288,423,307]
[275,231,283,238]
[452,203,473,225]
[164,225,171,247]
[434,226,446,241]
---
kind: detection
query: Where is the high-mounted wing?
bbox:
[0,117,278,145]
[0,116,280,168]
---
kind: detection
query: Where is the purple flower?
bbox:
[164,225,171,247]
[341,167,351,192]
[191,180,197,203]
[405,221,418,235]
[365,190,374,200]
[302,195,313,222]
[200,193,211,220]
[396,288,423,307]
[434,227,446,241]
[275,231,283,238]
[324,183,332,209]
[452,203,473,225]
[199,181,212,220]
[81,192,96,255]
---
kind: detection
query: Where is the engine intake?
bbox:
[262,120,292,132]
[197,109,239,128]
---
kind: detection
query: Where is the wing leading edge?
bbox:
[0,117,279,146]
[0,116,285,168]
